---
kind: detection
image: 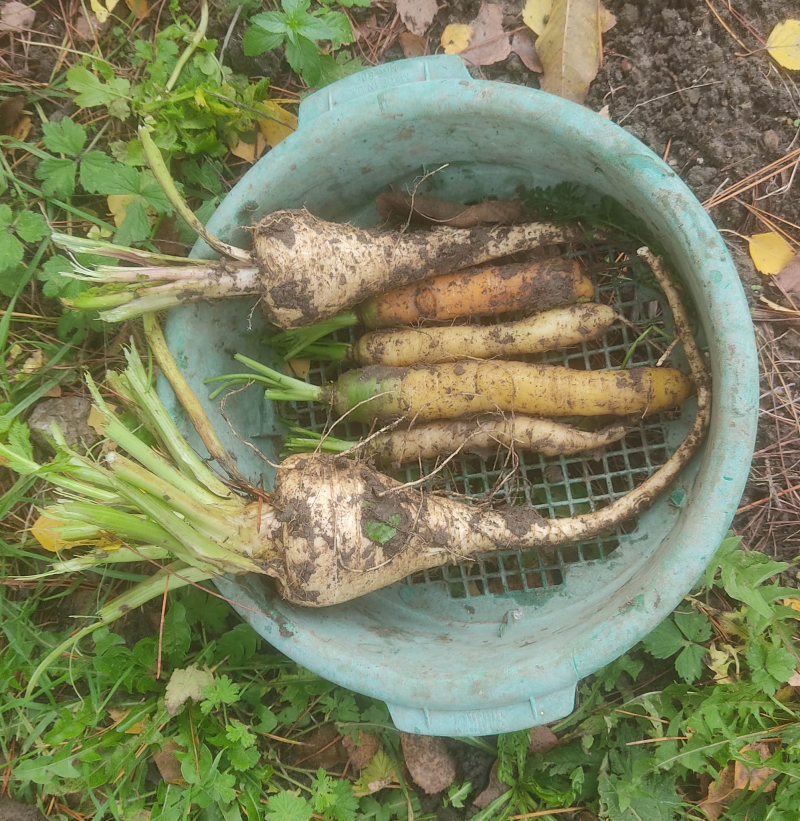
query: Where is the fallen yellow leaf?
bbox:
[766,19,800,71]
[90,0,119,23]
[87,405,106,436]
[748,232,795,275]
[230,133,267,164]
[522,0,552,36]
[441,23,474,54]
[87,225,114,240]
[21,349,44,375]
[109,707,146,734]
[536,0,600,104]
[287,359,311,379]
[783,598,800,613]
[107,194,137,227]
[524,0,614,36]
[31,514,73,553]
[258,101,297,148]
[10,114,31,141]
[124,0,149,19]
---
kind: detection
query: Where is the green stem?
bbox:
[51,232,207,266]
[266,311,359,360]
[79,272,259,321]
[231,353,322,402]
[165,0,209,92]
[107,452,236,541]
[24,546,171,579]
[84,374,227,507]
[282,426,353,456]
[55,503,191,559]
[25,565,213,697]
[138,125,250,263]
[0,441,116,502]
[110,477,260,575]
[291,341,351,363]
[118,341,234,497]
[620,324,673,369]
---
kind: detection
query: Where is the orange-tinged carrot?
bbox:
[359,257,591,327]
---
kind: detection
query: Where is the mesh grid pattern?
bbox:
[282,273,682,599]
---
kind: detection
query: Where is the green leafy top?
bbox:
[243,0,356,86]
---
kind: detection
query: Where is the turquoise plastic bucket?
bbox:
[159,56,758,736]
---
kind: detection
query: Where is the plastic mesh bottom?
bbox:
[283,272,681,599]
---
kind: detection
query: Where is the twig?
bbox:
[219,5,242,66]
[617,82,723,125]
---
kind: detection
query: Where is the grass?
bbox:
[1,1,800,819]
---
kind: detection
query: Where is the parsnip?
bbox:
[14,249,709,695]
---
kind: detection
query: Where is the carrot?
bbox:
[268,256,593,360]
[211,355,693,421]
[350,304,616,367]
[360,257,591,327]
[284,416,631,466]
[14,248,709,687]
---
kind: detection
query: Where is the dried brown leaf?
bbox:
[528,725,559,754]
[511,29,543,72]
[153,740,187,786]
[74,7,103,40]
[342,730,381,772]
[473,760,505,809]
[734,743,776,792]
[376,191,523,227]
[0,1,35,31]
[292,724,347,769]
[395,0,438,37]
[0,95,25,136]
[536,0,600,104]
[398,30,427,57]
[399,732,456,795]
[10,114,31,141]
[460,3,511,67]
[773,253,800,298]
[599,4,616,32]
[698,764,738,821]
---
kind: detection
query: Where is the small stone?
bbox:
[27,396,99,452]
[620,57,635,73]
[763,130,780,152]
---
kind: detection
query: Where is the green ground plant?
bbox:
[2,524,799,820]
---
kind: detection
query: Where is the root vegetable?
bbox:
[284,415,631,466]
[15,248,710,695]
[270,256,593,360]
[58,213,587,329]
[350,303,617,366]
[214,355,693,421]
